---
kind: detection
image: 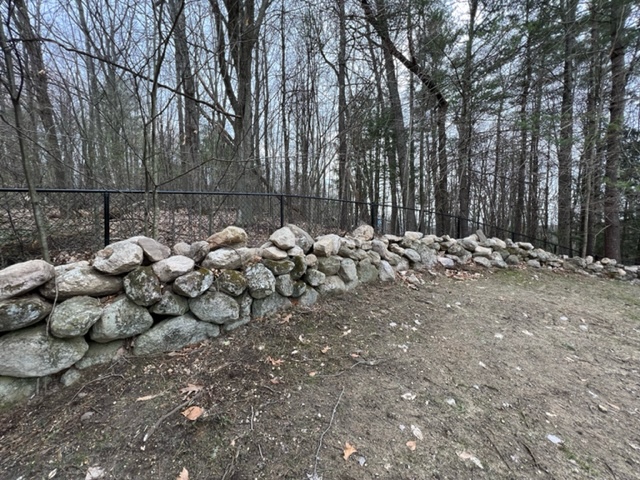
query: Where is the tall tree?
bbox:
[603,0,630,260]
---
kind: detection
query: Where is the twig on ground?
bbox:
[310,386,345,480]
[250,405,255,431]
[485,429,512,472]
[604,461,617,479]
[258,443,265,462]
[318,359,384,377]
[143,391,202,443]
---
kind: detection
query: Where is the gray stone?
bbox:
[389,243,406,256]
[297,287,319,306]
[189,241,211,263]
[351,224,374,241]
[261,246,289,261]
[318,275,347,295]
[339,258,358,284]
[476,229,488,242]
[60,368,83,387]
[189,291,239,324]
[286,224,315,253]
[136,237,171,262]
[269,227,297,250]
[437,257,456,268]
[383,234,403,243]
[518,242,535,250]
[394,258,411,272]
[317,256,342,276]
[313,234,342,257]
[305,253,318,268]
[263,259,295,276]
[564,257,587,270]
[412,244,438,268]
[207,226,248,250]
[93,240,143,275]
[275,275,294,297]
[39,262,123,300]
[527,259,541,269]
[245,263,276,299]
[224,294,253,332]
[75,340,125,369]
[379,261,396,282]
[304,269,326,287]
[0,260,55,301]
[290,255,307,280]
[173,268,214,298]
[90,296,153,343]
[403,248,422,263]
[124,266,162,306]
[172,242,191,257]
[290,280,307,297]
[0,376,41,407]
[149,291,189,316]
[217,270,248,297]
[372,239,391,260]
[357,260,379,283]
[506,255,521,266]
[288,246,305,257]
[252,292,292,318]
[151,256,194,283]
[49,296,102,338]
[473,256,492,268]
[133,314,220,355]
[404,231,424,242]
[0,325,88,377]
[0,294,52,332]
[203,247,254,270]
[473,245,493,258]
[461,237,479,251]
[386,252,402,266]
[368,250,382,266]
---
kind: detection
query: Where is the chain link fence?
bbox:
[1,188,576,268]
[0,189,375,268]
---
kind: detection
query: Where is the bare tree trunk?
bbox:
[0,16,49,261]
[557,0,578,254]
[13,0,66,188]
[603,0,629,261]
[337,0,350,229]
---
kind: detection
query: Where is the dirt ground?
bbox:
[1,266,640,480]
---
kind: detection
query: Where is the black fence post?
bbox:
[279,193,285,228]
[371,202,378,231]
[103,191,110,246]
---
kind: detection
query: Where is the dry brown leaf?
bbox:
[181,406,204,421]
[179,384,203,396]
[269,377,281,384]
[343,442,357,460]
[176,467,189,480]
[279,313,292,324]
[135,392,164,402]
[406,441,417,451]
[350,353,360,358]
[308,371,317,377]
[321,346,331,354]
[265,356,284,366]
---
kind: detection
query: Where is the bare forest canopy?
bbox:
[0,0,639,262]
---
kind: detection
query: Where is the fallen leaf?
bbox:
[343,442,357,460]
[458,451,484,469]
[279,313,292,324]
[308,371,317,377]
[411,424,424,440]
[350,353,360,358]
[48,469,57,479]
[176,467,189,480]
[182,406,204,421]
[321,346,331,354]
[401,392,416,401]
[136,392,164,402]
[265,356,284,366]
[406,441,416,451]
[269,377,281,384]
[179,384,203,396]
[85,466,106,480]
[342,329,352,336]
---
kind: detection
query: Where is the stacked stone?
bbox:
[1,224,639,406]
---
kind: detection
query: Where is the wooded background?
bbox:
[1,0,638,262]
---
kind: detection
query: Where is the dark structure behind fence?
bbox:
[0,188,575,268]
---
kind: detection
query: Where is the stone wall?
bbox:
[0,224,637,407]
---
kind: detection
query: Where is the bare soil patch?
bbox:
[2,268,640,479]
